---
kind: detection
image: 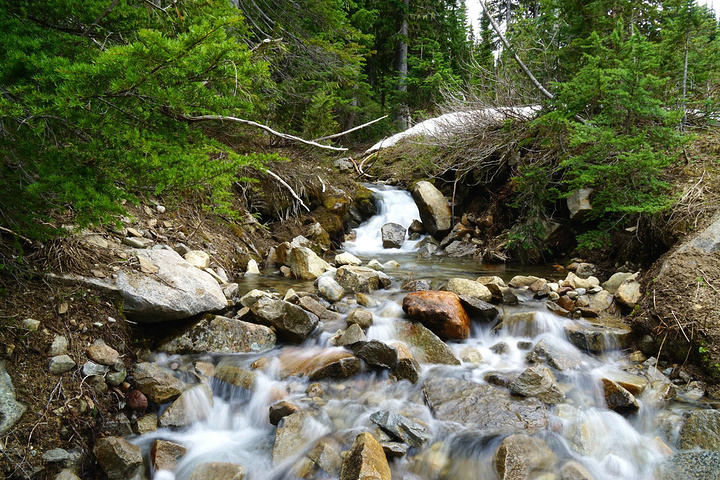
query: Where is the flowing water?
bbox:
[133,186,703,480]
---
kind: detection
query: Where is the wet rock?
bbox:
[298,296,340,322]
[445,278,492,303]
[458,295,499,322]
[251,296,319,344]
[116,248,226,322]
[127,390,148,411]
[335,252,362,266]
[587,290,615,314]
[381,222,406,248]
[356,293,377,308]
[547,301,571,318]
[188,462,246,480]
[459,346,484,365]
[318,276,344,303]
[615,273,641,309]
[601,371,647,396]
[602,272,635,294]
[133,362,184,404]
[215,364,257,390]
[412,181,452,239]
[351,340,399,369]
[560,461,595,480]
[366,259,384,270]
[347,309,374,329]
[564,319,632,353]
[601,378,639,414]
[134,413,156,434]
[336,266,381,293]
[49,355,76,374]
[509,365,565,404]
[288,246,332,280]
[567,188,593,220]
[491,341,509,354]
[301,438,343,478]
[495,434,556,480]
[423,377,549,433]
[508,275,541,288]
[339,432,391,480]
[402,290,470,340]
[397,322,461,365]
[369,410,430,447]
[309,357,361,381]
[654,451,720,480]
[93,437,143,480]
[240,289,271,308]
[440,222,474,248]
[408,219,425,235]
[49,335,69,356]
[376,271,392,289]
[159,314,276,354]
[502,312,547,337]
[444,241,477,258]
[159,384,213,428]
[273,411,329,465]
[678,409,720,450]
[402,279,431,291]
[563,272,599,290]
[244,259,260,275]
[529,338,582,372]
[151,439,187,471]
[393,358,421,384]
[334,324,367,346]
[269,400,300,426]
[382,442,408,458]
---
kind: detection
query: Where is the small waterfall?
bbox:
[344,185,424,254]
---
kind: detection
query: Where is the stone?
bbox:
[615,272,641,309]
[587,290,615,313]
[402,279,432,291]
[502,312,548,337]
[457,295,499,322]
[335,252,362,266]
[459,347,484,365]
[298,296,339,321]
[151,439,187,471]
[508,275,541,288]
[347,309,374,329]
[423,377,549,433]
[396,322,461,365]
[49,335,69,356]
[600,371,647,395]
[215,364,257,390]
[393,357,421,384]
[335,324,367,346]
[127,389,148,410]
[301,438,343,478]
[336,266,381,293]
[495,434,557,480]
[86,339,120,366]
[245,259,261,275]
[366,259,384,270]
[287,246,332,280]
[43,448,71,463]
[351,340,399,369]
[183,250,211,269]
[279,349,360,381]
[93,437,143,480]
[116,248,226,322]
[188,462,246,480]
[106,368,127,387]
[318,276,345,302]
[440,221,474,248]
[22,318,40,331]
[444,240,477,257]
[49,355,76,374]
[574,263,597,279]
[445,278,493,302]
[369,410,430,447]
[356,293,377,308]
[408,219,425,235]
[133,362,184,404]
[412,181,452,239]
[654,451,720,480]
[564,319,633,353]
[273,411,328,465]
[567,188,593,220]
[240,289,271,308]
[269,400,300,426]
[251,296,319,344]
[402,290,470,340]
[221,283,239,300]
[601,378,639,414]
[159,384,213,428]
[381,222,406,248]
[83,360,109,377]
[134,414,157,434]
[339,432,391,480]
[509,365,565,404]
[529,338,583,372]
[55,469,82,480]
[122,236,148,248]
[158,314,276,354]
[560,460,595,480]
[678,409,720,450]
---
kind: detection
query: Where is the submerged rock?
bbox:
[159,384,213,428]
[369,410,430,448]
[274,411,329,465]
[396,322,461,365]
[565,319,632,353]
[402,290,470,340]
[509,365,565,405]
[495,434,556,480]
[339,432,391,480]
[601,379,639,414]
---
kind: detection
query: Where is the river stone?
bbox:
[0,362,25,436]
[188,462,246,480]
[502,311,547,337]
[567,188,593,220]
[509,365,565,404]
[356,293,377,308]
[159,384,213,428]
[381,222,406,248]
[601,378,639,414]
[412,181,452,239]
[279,348,361,381]
[560,460,595,480]
[564,319,632,352]
[369,410,430,447]
[134,414,157,434]
[402,290,470,340]
[350,340,399,369]
[458,295,499,322]
[602,272,634,294]
[151,439,187,471]
[273,411,327,465]
[127,390,149,411]
[615,272,641,309]
[335,324,367,346]
[215,364,257,390]
[335,252,362,266]
[508,275,541,288]
[445,278,492,303]
[287,246,332,280]
[158,314,276,354]
[529,337,583,371]
[86,339,120,366]
[336,266,381,293]
[133,362,184,404]
[93,437,143,480]
[366,259,384,270]
[444,241,478,258]
[49,355,76,374]
[269,400,300,426]
[347,309,373,329]
[393,357,421,384]
[423,376,549,433]
[678,409,720,450]
[318,276,345,302]
[340,432,391,480]
[251,296,319,343]
[397,322,461,365]
[240,289,271,308]
[654,451,720,480]
[601,370,647,395]
[298,296,340,322]
[49,335,69,356]
[116,248,226,322]
[495,434,557,480]
[587,289,615,314]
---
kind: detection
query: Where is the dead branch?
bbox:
[313,115,389,142]
[264,169,310,212]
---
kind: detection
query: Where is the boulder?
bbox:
[381,222,406,248]
[567,188,593,220]
[565,319,633,353]
[508,275,541,288]
[245,259,260,275]
[116,248,226,322]
[402,290,470,340]
[269,401,300,426]
[158,315,276,354]
[151,439,187,472]
[93,437,143,480]
[302,438,343,478]
[347,309,373,329]
[183,250,211,269]
[602,272,634,294]
[445,278,492,302]
[615,272,641,309]
[440,222,474,248]
[159,384,213,428]
[279,349,360,380]
[273,411,328,465]
[396,322,461,365]
[677,409,720,450]
[495,434,556,480]
[412,181,452,239]
[369,410,430,448]
[287,246,332,280]
[529,338,583,372]
[655,451,720,480]
[298,296,340,321]
[509,365,565,404]
[334,324,367,346]
[188,462,246,480]
[560,460,595,480]
[600,378,639,414]
[336,266,381,293]
[335,252,362,266]
[0,362,26,435]
[250,296,319,343]
[339,432,391,480]
[132,362,184,404]
[350,340,399,369]
[457,295,499,322]
[318,276,345,302]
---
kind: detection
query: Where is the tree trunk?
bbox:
[397,0,410,130]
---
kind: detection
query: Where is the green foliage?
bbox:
[575,229,611,251]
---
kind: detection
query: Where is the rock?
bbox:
[339,432,391,480]
[347,309,374,329]
[369,410,430,447]
[245,259,261,275]
[183,250,211,269]
[158,314,276,354]
[564,319,633,353]
[22,318,40,331]
[351,340,399,369]
[49,335,69,356]
[412,181,452,239]
[287,246,332,280]
[151,439,187,471]
[393,357,421,384]
[318,276,345,302]
[396,322,461,365]
[83,360,109,377]
[300,438,343,478]
[567,188,593,220]
[335,324,367,346]
[457,295,499,322]
[529,338,582,371]
[654,451,720,480]
[587,290,615,314]
[336,266,381,293]
[423,377,549,433]
[402,279,432,291]
[116,248,226,322]
[122,236,149,248]
[107,368,127,387]
[133,362,184,404]
[298,296,340,321]
[573,263,597,279]
[444,240,477,257]
[366,259,384,270]
[356,293,377,308]
[251,296,319,344]
[43,448,72,463]
[381,222,406,248]
[93,437,143,480]
[273,411,328,465]
[134,413,156,434]
[279,349,361,381]
[127,390,148,410]
[221,283,239,301]
[564,272,599,290]
[495,434,556,480]
[402,290,470,340]
[86,339,120,366]
[600,371,647,395]
[678,409,720,450]
[508,275,541,288]
[445,278,493,302]
[49,355,76,374]
[215,364,257,390]
[159,384,213,428]
[615,272,641,309]
[188,462,246,480]
[509,365,565,404]
[560,460,595,480]
[335,252,362,266]
[269,400,300,426]
[502,311,549,337]
[459,346,484,365]
[601,378,639,414]
[602,272,634,293]
[440,222,474,248]
[55,469,82,480]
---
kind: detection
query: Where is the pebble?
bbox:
[49,355,76,374]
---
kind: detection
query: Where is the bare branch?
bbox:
[264,169,310,212]
[313,115,389,142]
[82,0,120,38]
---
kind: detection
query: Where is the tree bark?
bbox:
[397,0,410,130]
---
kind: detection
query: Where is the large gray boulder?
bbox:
[157,315,276,354]
[335,266,381,293]
[381,223,406,248]
[116,248,226,322]
[287,246,332,280]
[250,296,319,343]
[412,181,452,239]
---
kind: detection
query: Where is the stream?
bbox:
[131,186,707,480]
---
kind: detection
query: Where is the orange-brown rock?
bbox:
[401,290,470,340]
